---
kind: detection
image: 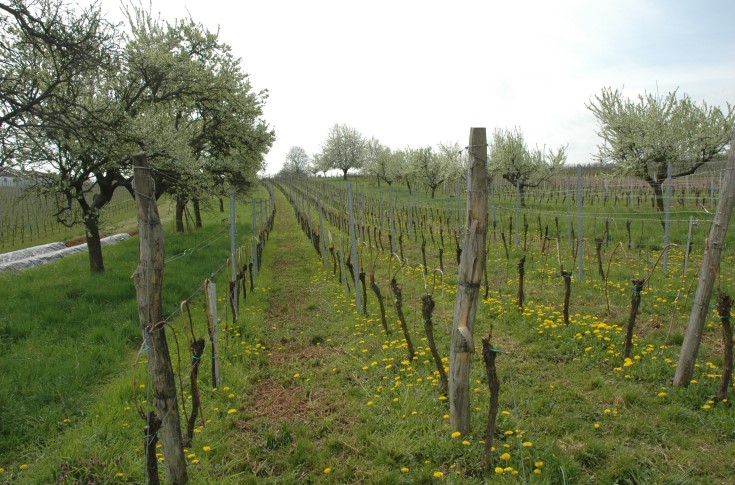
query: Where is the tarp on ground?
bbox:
[0,234,131,272]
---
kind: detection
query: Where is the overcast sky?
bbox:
[98,0,735,175]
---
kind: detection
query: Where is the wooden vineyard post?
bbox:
[132,153,188,484]
[205,280,220,388]
[318,194,327,268]
[577,165,584,282]
[675,126,735,387]
[449,128,488,436]
[683,216,693,275]
[663,161,672,273]
[348,183,362,311]
[252,199,259,274]
[229,190,238,320]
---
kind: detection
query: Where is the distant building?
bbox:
[0,168,19,187]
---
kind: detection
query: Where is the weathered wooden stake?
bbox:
[347,183,361,311]
[675,126,735,387]
[229,190,238,319]
[449,128,488,436]
[683,216,693,275]
[132,154,188,484]
[205,280,220,388]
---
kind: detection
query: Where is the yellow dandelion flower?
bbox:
[19,464,28,470]
[227,408,237,414]
[115,472,124,477]
[594,423,601,429]
[534,469,542,475]
[500,453,511,460]
[451,431,461,438]
[433,471,444,478]
[400,467,409,473]
[535,461,544,468]
[523,441,533,447]
[203,446,211,452]
[461,440,470,446]
[495,467,504,474]
[192,459,200,465]
[323,467,332,474]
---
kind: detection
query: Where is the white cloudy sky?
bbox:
[98,0,735,174]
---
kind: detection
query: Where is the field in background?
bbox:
[0,187,143,252]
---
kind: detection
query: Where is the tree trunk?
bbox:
[342,168,348,180]
[406,179,412,195]
[519,184,526,208]
[175,197,186,233]
[84,214,105,273]
[193,198,202,228]
[647,179,665,218]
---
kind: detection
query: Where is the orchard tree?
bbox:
[124,12,273,232]
[588,87,734,214]
[412,146,445,198]
[0,0,117,167]
[311,151,330,176]
[489,127,566,207]
[363,138,398,186]
[439,141,467,188]
[321,123,365,179]
[283,146,311,176]
[11,6,273,271]
[393,148,415,194]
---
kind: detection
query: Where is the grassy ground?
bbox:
[0,187,268,482]
[2,179,735,483]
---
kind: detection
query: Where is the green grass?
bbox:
[2,177,735,483]
[0,187,268,480]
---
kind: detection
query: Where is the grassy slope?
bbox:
[0,188,267,482]
[2,180,735,483]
